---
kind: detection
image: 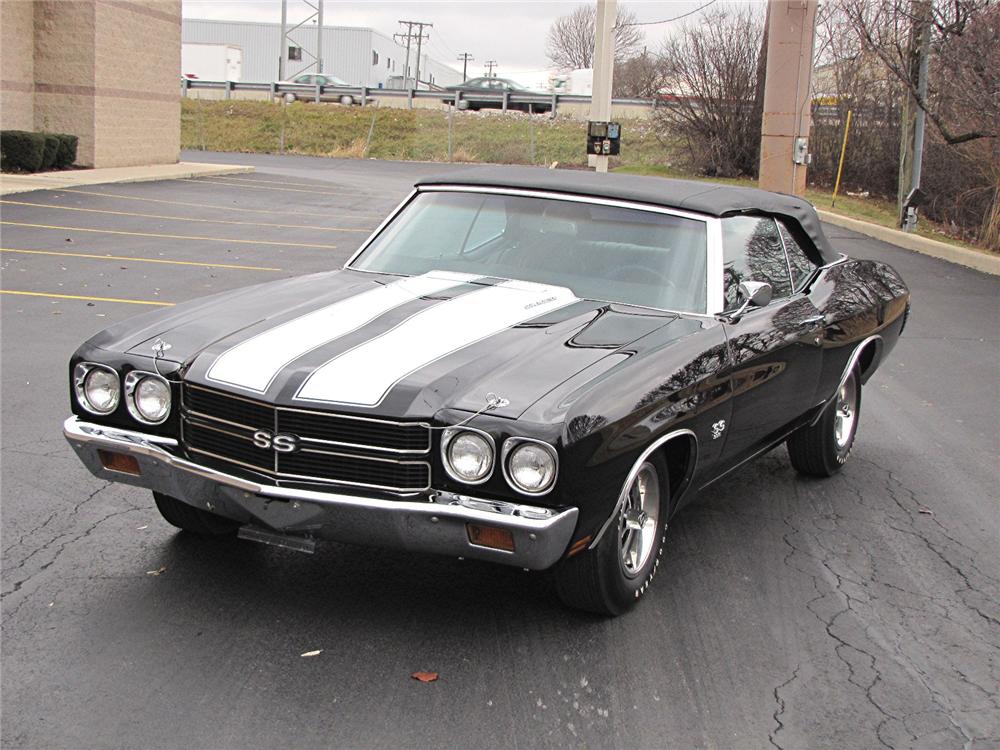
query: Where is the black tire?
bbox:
[153,491,239,537]
[787,367,862,477]
[553,453,670,616]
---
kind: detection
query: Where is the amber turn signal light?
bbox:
[98,450,141,476]
[466,523,515,552]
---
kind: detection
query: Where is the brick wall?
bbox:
[92,0,180,166]
[1,0,181,168]
[1,0,36,130]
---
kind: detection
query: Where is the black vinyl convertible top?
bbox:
[415,165,839,264]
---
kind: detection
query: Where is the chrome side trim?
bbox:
[808,334,883,427]
[706,217,725,314]
[589,428,698,550]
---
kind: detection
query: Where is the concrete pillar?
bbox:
[758,0,818,195]
[589,0,617,172]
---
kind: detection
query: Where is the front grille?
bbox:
[181,384,431,494]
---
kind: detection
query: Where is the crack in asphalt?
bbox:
[0,481,144,623]
[772,456,999,748]
[768,664,800,750]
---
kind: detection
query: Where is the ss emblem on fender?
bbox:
[252,429,301,453]
[710,420,726,440]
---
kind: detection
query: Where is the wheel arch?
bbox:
[587,428,698,551]
[856,336,884,384]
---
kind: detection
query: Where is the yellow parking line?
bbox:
[0,200,371,233]
[177,178,348,196]
[59,188,380,220]
[0,222,338,249]
[200,175,347,189]
[1,290,174,306]
[0,247,282,272]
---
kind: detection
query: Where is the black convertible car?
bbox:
[64,167,909,614]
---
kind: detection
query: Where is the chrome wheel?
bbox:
[618,462,660,578]
[833,377,858,450]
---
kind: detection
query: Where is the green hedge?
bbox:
[55,133,78,169]
[40,134,60,170]
[1,130,79,172]
[1,130,46,172]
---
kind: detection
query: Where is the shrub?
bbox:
[1,130,46,172]
[40,134,60,171]
[54,133,78,168]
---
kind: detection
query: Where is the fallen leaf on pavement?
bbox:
[918,507,934,515]
[146,566,167,576]
[411,671,439,683]
[301,650,323,657]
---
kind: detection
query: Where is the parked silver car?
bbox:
[278,73,361,105]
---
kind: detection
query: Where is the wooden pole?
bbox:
[831,109,852,208]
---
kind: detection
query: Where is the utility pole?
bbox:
[316,0,324,73]
[457,53,474,82]
[396,21,431,89]
[278,0,325,79]
[758,0,819,195]
[279,0,288,80]
[897,0,932,229]
[590,0,616,173]
[484,60,498,77]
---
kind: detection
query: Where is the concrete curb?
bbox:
[818,209,999,276]
[0,162,255,195]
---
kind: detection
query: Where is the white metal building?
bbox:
[182,19,462,89]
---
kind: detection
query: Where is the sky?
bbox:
[182,1,729,85]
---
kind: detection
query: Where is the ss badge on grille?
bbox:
[252,430,301,453]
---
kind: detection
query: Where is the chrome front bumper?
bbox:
[63,417,578,570]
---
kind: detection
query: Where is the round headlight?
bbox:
[507,442,557,495]
[77,364,120,414]
[126,373,171,424]
[445,430,494,483]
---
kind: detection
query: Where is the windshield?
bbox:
[350,191,708,312]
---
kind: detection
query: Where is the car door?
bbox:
[716,216,825,470]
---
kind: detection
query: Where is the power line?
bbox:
[622,0,718,27]
[484,60,498,77]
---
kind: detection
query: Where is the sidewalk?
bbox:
[0,161,254,195]
[818,209,999,276]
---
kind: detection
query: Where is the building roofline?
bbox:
[183,17,376,33]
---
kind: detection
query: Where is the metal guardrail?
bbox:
[180,78,659,116]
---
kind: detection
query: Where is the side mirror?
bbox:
[723,280,773,323]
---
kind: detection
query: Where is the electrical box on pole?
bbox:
[587,122,621,156]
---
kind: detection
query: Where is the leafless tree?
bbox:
[612,50,668,98]
[841,0,997,145]
[652,7,765,178]
[546,4,644,69]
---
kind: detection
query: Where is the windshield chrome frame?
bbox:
[344,185,725,317]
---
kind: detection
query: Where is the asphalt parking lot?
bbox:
[2,152,998,750]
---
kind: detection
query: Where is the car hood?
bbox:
[89,269,678,420]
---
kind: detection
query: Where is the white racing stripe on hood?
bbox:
[295,278,578,406]
[206,271,480,393]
